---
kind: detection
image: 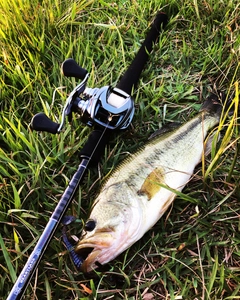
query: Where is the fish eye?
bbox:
[84,219,96,232]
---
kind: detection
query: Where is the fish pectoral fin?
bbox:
[137,167,165,200]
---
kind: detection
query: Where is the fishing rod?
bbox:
[7,11,168,300]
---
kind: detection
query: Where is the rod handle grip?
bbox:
[116,12,168,95]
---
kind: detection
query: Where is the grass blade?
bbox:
[0,234,17,283]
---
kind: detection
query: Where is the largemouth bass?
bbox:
[75,93,225,272]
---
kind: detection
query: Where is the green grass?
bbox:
[0,0,239,299]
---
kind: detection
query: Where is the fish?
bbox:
[74,93,226,272]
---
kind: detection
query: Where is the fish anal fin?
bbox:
[138,167,165,200]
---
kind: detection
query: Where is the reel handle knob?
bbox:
[31,112,60,134]
[61,58,88,80]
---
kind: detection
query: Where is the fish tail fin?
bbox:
[201,91,227,115]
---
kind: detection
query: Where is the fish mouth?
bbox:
[76,244,102,273]
[77,246,96,261]
[75,235,114,273]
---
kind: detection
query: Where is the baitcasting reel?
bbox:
[31,58,135,133]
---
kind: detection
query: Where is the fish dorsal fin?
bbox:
[149,122,181,140]
[137,167,165,200]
